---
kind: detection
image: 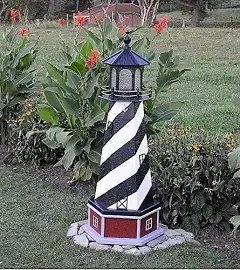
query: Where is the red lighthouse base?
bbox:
[82,198,164,246]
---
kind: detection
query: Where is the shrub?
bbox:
[7,98,63,166]
[0,27,38,145]
[150,124,240,234]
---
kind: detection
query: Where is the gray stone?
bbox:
[138,246,152,255]
[153,243,167,250]
[147,235,168,248]
[125,248,141,255]
[78,226,85,235]
[73,234,89,247]
[112,245,124,252]
[67,222,79,237]
[174,228,194,239]
[163,236,185,248]
[122,245,135,250]
[78,219,88,226]
[164,229,182,238]
[89,242,112,251]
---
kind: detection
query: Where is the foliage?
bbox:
[229,215,240,237]
[0,27,38,145]
[7,98,62,166]
[150,124,240,234]
[33,16,188,182]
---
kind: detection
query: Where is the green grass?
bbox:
[0,166,239,269]
[158,8,240,26]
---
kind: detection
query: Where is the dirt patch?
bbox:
[0,144,239,262]
[196,225,240,261]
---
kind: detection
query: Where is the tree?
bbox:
[136,0,159,26]
[177,0,223,27]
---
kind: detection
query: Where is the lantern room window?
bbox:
[119,69,132,90]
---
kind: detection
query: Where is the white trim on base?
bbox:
[87,203,161,220]
[82,224,165,246]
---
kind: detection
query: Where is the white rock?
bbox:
[174,228,194,239]
[67,222,79,237]
[147,235,168,248]
[85,233,95,242]
[78,219,88,226]
[164,229,182,238]
[78,226,85,235]
[138,246,152,255]
[122,245,135,250]
[73,234,89,247]
[125,248,141,255]
[153,243,167,250]
[163,236,185,248]
[89,242,112,251]
[112,245,124,252]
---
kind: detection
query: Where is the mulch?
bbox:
[0,144,239,262]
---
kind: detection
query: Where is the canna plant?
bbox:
[0,27,38,145]
[33,15,189,182]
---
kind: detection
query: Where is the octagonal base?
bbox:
[84,198,164,246]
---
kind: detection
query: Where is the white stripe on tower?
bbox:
[108,170,152,210]
[106,101,131,125]
[100,102,144,165]
[95,134,148,199]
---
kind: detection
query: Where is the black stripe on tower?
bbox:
[99,119,146,179]
[95,155,152,208]
[104,102,140,144]
[139,188,154,210]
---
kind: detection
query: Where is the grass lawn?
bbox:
[0,166,239,269]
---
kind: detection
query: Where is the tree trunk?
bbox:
[47,0,55,14]
[191,5,201,27]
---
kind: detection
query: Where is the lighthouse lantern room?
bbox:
[83,31,164,246]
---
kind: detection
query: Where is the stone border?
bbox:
[67,220,200,255]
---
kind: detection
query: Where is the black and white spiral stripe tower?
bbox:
[84,31,164,246]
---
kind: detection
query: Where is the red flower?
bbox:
[10,9,18,23]
[58,18,66,26]
[117,21,127,36]
[153,16,169,34]
[75,12,86,27]
[19,27,30,37]
[86,49,100,69]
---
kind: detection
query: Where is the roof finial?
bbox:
[123,30,131,49]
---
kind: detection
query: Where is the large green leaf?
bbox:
[88,147,101,164]
[86,104,105,127]
[14,72,35,87]
[149,101,184,124]
[228,147,240,173]
[84,73,100,99]
[229,215,240,237]
[81,40,93,57]
[190,190,206,212]
[37,104,59,125]
[82,28,101,51]
[46,62,69,93]
[66,69,81,90]
[103,16,112,38]
[13,42,36,68]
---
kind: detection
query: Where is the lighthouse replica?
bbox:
[83,31,164,246]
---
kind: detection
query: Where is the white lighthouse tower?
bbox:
[83,31,164,245]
